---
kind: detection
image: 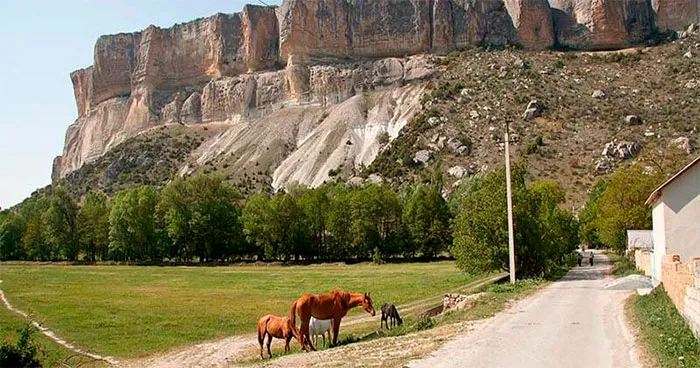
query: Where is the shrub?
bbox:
[413,316,435,331]
[525,136,544,155]
[0,321,41,368]
[372,247,384,265]
[587,52,642,65]
[377,131,390,145]
[328,168,340,177]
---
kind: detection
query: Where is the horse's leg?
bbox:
[302,320,316,351]
[285,335,291,353]
[266,334,273,358]
[331,318,341,346]
[322,332,326,348]
[260,332,265,359]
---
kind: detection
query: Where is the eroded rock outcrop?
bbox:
[278,0,555,62]
[654,0,700,31]
[506,0,555,49]
[552,0,629,50]
[53,0,697,181]
[56,5,280,178]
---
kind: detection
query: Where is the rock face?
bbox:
[277,0,555,62]
[505,0,556,49]
[551,0,656,50]
[53,0,699,180]
[654,0,700,31]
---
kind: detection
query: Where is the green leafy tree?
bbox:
[0,211,26,260]
[326,185,353,260]
[242,193,275,260]
[451,168,519,274]
[109,186,161,261]
[159,174,243,262]
[20,198,51,261]
[525,180,580,273]
[44,186,79,260]
[348,184,403,259]
[579,180,607,248]
[595,164,663,253]
[297,186,330,260]
[77,191,110,261]
[451,164,578,277]
[403,183,452,258]
[270,193,309,260]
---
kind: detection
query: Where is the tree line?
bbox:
[1,164,583,278]
[0,173,451,263]
[578,146,690,254]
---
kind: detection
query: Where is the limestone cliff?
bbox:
[552,0,626,50]
[53,0,696,186]
[654,0,700,31]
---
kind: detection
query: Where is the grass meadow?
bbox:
[0,262,481,359]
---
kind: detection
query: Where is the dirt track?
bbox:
[1,274,504,368]
[129,274,506,368]
[407,251,641,368]
[0,280,120,366]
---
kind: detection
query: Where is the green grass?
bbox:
[0,262,481,359]
[606,251,643,278]
[629,286,700,367]
[0,305,104,367]
[235,277,543,365]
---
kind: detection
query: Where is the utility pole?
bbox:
[504,119,516,284]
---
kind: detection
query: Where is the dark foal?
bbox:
[380,303,403,329]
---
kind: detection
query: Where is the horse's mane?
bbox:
[329,290,350,308]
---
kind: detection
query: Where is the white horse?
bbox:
[309,317,334,348]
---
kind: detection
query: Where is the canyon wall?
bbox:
[551,0,657,50]
[653,0,700,31]
[54,0,695,181]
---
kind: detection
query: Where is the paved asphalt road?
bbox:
[408,251,641,368]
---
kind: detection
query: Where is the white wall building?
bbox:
[646,156,700,285]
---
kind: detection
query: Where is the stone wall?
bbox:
[634,249,653,277]
[443,292,486,312]
[662,254,700,338]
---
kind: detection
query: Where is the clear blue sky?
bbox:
[0,1,282,209]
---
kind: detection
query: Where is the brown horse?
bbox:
[257,315,300,359]
[290,290,375,351]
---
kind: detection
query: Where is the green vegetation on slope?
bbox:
[369,39,699,207]
[0,262,481,358]
[577,155,691,252]
[629,287,700,367]
[57,125,219,199]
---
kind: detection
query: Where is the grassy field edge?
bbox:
[627,286,700,368]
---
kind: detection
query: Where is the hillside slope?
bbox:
[42,31,699,208]
[53,0,699,186]
[369,34,699,205]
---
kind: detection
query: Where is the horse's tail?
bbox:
[289,299,303,347]
[257,316,268,346]
[290,299,297,327]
